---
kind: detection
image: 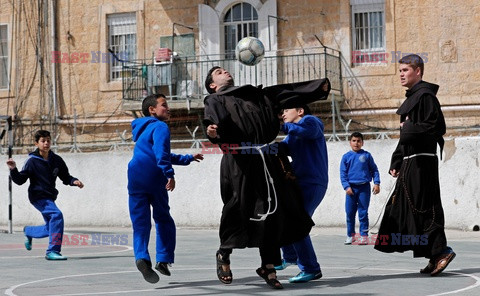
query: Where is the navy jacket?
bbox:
[10,149,78,203]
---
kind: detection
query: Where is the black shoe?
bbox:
[420,259,435,274]
[155,262,171,276]
[136,259,159,283]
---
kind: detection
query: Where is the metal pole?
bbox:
[331,93,336,141]
[268,17,271,51]
[7,116,13,234]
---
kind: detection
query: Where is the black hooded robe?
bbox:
[374,81,447,258]
[203,79,331,250]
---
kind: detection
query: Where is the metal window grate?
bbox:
[107,13,137,81]
[0,25,8,89]
[351,1,385,64]
[223,3,259,60]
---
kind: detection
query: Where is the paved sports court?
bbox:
[1,227,479,295]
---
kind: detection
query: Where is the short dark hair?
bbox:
[399,54,424,77]
[142,94,166,117]
[34,130,51,142]
[205,66,221,94]
[296,105,311,115]
[350,131,363,141]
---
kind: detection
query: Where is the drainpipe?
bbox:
[339,104,480,117]
[50,0,58,138]
[56,118,134,125]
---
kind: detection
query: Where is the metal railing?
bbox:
[122,46,342,104]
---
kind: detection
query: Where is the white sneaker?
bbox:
[344,236,353,245]
[358,236,369,245]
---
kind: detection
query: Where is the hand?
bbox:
[166,178,176,191]
[6,158,16,170]
[372,184,380,195]
[193,153,204,162]
[207,124,218,138]
[345,187,354,196]
[322,80,329,92]
[390,169,399,178]
[400,116,409,128]
[73,180,84,188]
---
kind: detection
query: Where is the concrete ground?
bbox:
[0,226,479,296]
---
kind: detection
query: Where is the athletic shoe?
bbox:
[136,259,159,283]
[45,252,67,260]
[358,236,369,245]
[274,259,297,270]
[344,236,353,245]
[289,271,321,283]
[23,227,32,251]
[155,262,171,276]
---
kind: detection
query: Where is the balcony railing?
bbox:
[122,46,342,108]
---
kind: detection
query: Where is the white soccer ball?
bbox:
[235,36,265,66]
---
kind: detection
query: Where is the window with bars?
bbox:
[223,2,258,59]
[107,13,136,81]
[0,25,8,89]
[351,0,386,64]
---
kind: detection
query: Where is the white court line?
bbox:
[4,271,137,296]
[0,245,132,260]
[4,267,480,296]
[428,272,480,296]
[1,231,133,259]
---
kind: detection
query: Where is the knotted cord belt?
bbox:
[230,141,278,221]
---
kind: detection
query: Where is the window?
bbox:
[223,2,258,59]
[0,25,8,89]
[351,0,386,64]
[107,13,136,81]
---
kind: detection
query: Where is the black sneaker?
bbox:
[136,259,159,283]
[155,262,171,276]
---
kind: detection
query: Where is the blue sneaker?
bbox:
[45,252,68,260]
[274,259,297,271]
[23,227,32,251]
[289,271,322,283]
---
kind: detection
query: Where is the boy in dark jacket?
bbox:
[127,94,203,284]
[6,130,84,260]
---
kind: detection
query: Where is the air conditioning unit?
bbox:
[154,48,172,63]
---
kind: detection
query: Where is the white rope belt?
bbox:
[230,141,278,221]
[403,153,437,159]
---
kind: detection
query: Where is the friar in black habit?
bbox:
[374,54,455,276]
[203,66,330,289]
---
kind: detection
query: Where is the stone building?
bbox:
[0,0,479,151]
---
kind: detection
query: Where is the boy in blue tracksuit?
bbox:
[6,130,84,260]
[275,105,328,283]
[340,132,380,245]
[127,94,203,284]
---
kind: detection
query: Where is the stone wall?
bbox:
[1,137,478,231]
[1,0,479,146]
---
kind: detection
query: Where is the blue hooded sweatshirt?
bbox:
[280,115,328,186]
[10,149,78,203]
[127,117,194,194]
